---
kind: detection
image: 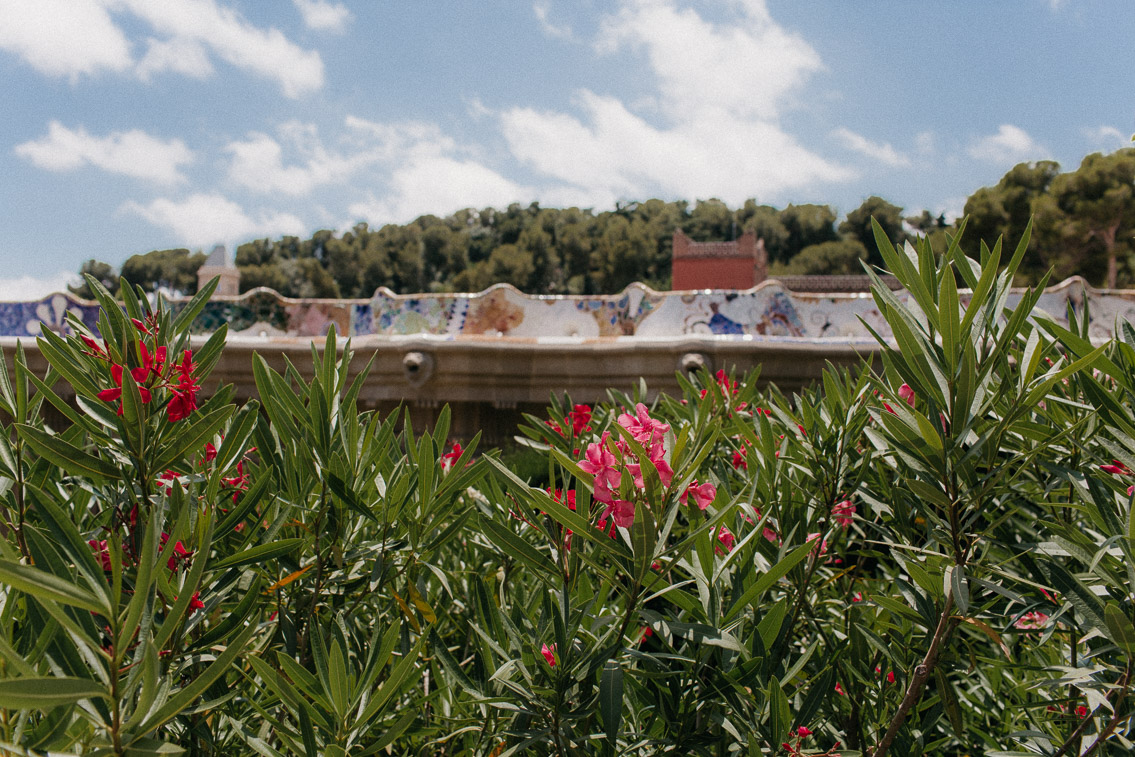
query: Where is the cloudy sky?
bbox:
[1,0,1132,298]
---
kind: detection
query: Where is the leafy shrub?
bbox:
[1,221,1134,755]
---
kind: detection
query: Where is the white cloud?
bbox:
[0,0,131,79]
[915,131,935,155]
[15,121,193,184]
[225,122,376,196]
[339,117,531,223]
[1085,125,1129,146]
[967,124,1047,164]
[292,0,350,32]
[136,36,213,80]
[0,271,79,301]
[596,0,822,120]
[831,128,911,168]
[534,1,573,40]
[121,193,306,247]
[349,156,530,225]
[0,0,323,97]
[114,0,324,97]
[500,0,849,206]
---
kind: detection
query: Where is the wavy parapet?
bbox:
[2,277,1131,341]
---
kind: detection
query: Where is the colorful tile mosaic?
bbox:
[2,277,1131,342]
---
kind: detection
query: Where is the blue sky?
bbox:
[1,0,1132,298]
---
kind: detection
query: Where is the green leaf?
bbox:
[152,406,235,473]
[600,659,623,746]
[0,677,107,710]
[724,540,813,624]
[124,737,187,756]
[138,619,257,734]
[0,559,107,614]
[172,276,218,334]
[478,516,558,584]
[211,539,306,571]
[767,676,790,747]
[15,424,121,482]
[1105,602,1135,657]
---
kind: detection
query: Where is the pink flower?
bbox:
[1014,611,1049,630]
[834,682,845,696]
[832,499,855,527]
[796,726,812,737]
[898,383,915,407]
[1101,459,1132,476]
[731,445,748,470]
[713,525,735,554]
[807,532,828,558]
[617,403,670,447]
[88,539,112,571]
[579,433,622,502]
[601,499,635,530]
[541,643,557,667]
[852,592,863,603]
[680,480,717,510]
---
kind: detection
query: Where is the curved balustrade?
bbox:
[2,277,1128,342]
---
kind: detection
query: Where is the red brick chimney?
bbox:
[671,229,764,290]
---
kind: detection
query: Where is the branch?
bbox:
[871,594,957,757]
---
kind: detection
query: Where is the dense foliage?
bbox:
[72,149,1135,300]
[12,222,1135,754]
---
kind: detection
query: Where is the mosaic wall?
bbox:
[2,278,1133,342]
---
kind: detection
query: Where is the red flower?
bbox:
[80,334,107,358]
[1101,459,1132,476]
[731,445,748,470]
[680,480,716,510]
[174,349,196,378]
[88,539,112,571]
[98,363,152,413]
[440,443,464,472]
[179,592,204,614]
[886,671,896,684]
[796,726,812,737]
[898,383,915,406]
[832,499,855,527]
[167,375,200,422]
[156,469,181,494]
[541,642,557,667]
[160,532,192,571]
[568,404,593,434]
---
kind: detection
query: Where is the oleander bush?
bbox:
[3,221,1135,756]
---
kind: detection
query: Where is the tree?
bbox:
[686,198,734,241]
[70,259,120,299]
[776,239,868,275]
[1035,150,1135,288]
[962,160,1060,281]
[120,248,205,295]
[781,204,839,261]
[738,202,790,264]
[840,196,904,267]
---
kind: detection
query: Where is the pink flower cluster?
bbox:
[578,403,675,533]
